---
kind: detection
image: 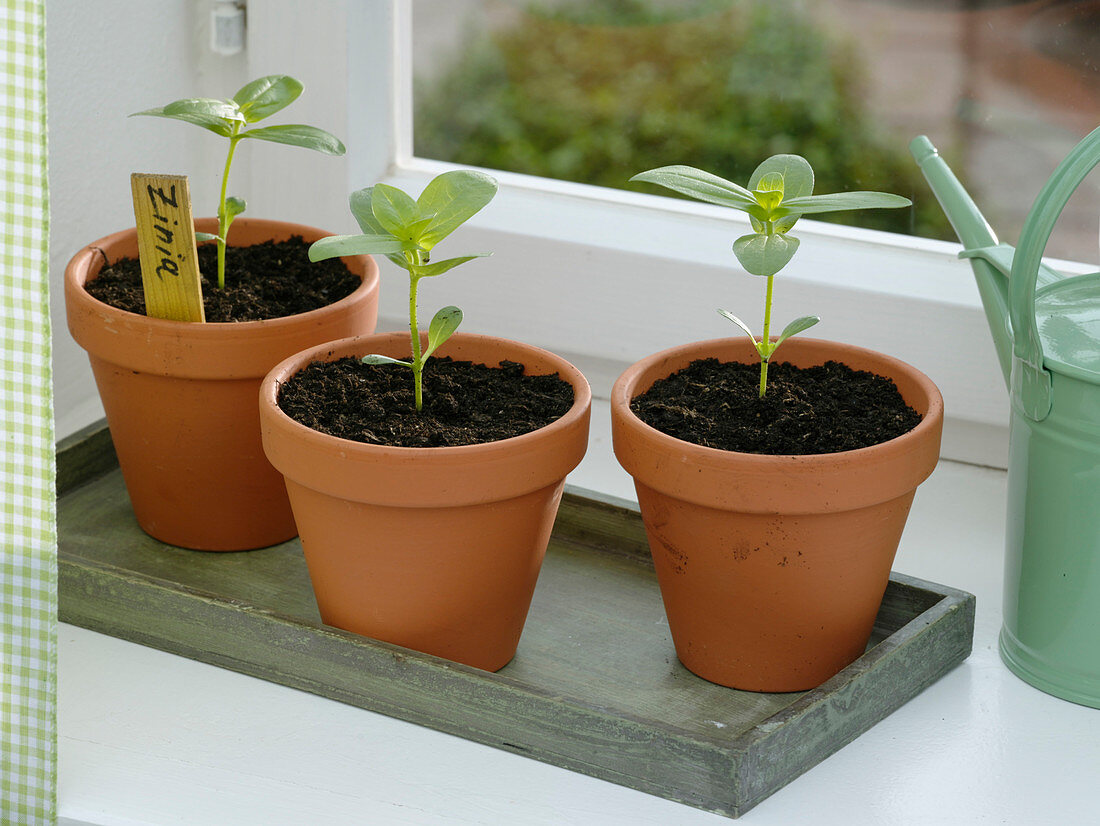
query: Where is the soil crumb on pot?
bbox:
[631,358,921,455]
[278,356,574,447]
[85,236,360,322]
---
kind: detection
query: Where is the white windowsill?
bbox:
[57,400,1100,826]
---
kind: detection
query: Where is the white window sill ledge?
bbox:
[58,400,1100,826]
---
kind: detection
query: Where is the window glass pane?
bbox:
[413,0,1100,262]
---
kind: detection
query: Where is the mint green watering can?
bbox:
[911,130,1100,707]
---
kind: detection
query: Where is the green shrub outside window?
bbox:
[414,0,956,240]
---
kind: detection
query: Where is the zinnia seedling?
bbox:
[631,155,911,396]
[131,75,346,289]
[308,170,498,412]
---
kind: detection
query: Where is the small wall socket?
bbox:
[211,1,246,56]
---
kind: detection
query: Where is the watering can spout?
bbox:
[909,135,1014,386]
[909,136,1001,250]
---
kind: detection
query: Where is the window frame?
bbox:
[245,0,1095,467]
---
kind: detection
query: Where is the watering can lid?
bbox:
[1036,274,1100,383]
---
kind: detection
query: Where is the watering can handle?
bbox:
[1010,124,1100,420]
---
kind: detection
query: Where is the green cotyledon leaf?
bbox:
[130,98,241,137]
[630,165,758,211]
[232,74,303,122]
[239,124,345,155]
[733,232,800,277]
[371,182,421,241]
[781,191,911,215]
[308,233,418,262]
[422,306,463,360]
[415,170,498,251]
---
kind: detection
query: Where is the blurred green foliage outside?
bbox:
[415,0,954,240]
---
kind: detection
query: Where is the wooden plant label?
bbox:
[130,173,205,322]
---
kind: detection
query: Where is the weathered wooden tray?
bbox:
[57,421,975,819]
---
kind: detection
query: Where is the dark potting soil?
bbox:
[631,358,922,455]
[278,356,575,448]
[85,237,360,322]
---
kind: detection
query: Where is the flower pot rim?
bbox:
[66,217,382,380]
[65,217,379,336]
[260,331,593,507]
[262,330,593,460]
[611,335,944,466]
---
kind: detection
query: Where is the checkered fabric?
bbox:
[1,0,55,823]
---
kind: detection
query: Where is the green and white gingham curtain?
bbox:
[1,0,55,823]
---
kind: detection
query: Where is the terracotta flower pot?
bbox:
[65,218,380,551]
[259,332,591,671]
[611,337,944,692]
